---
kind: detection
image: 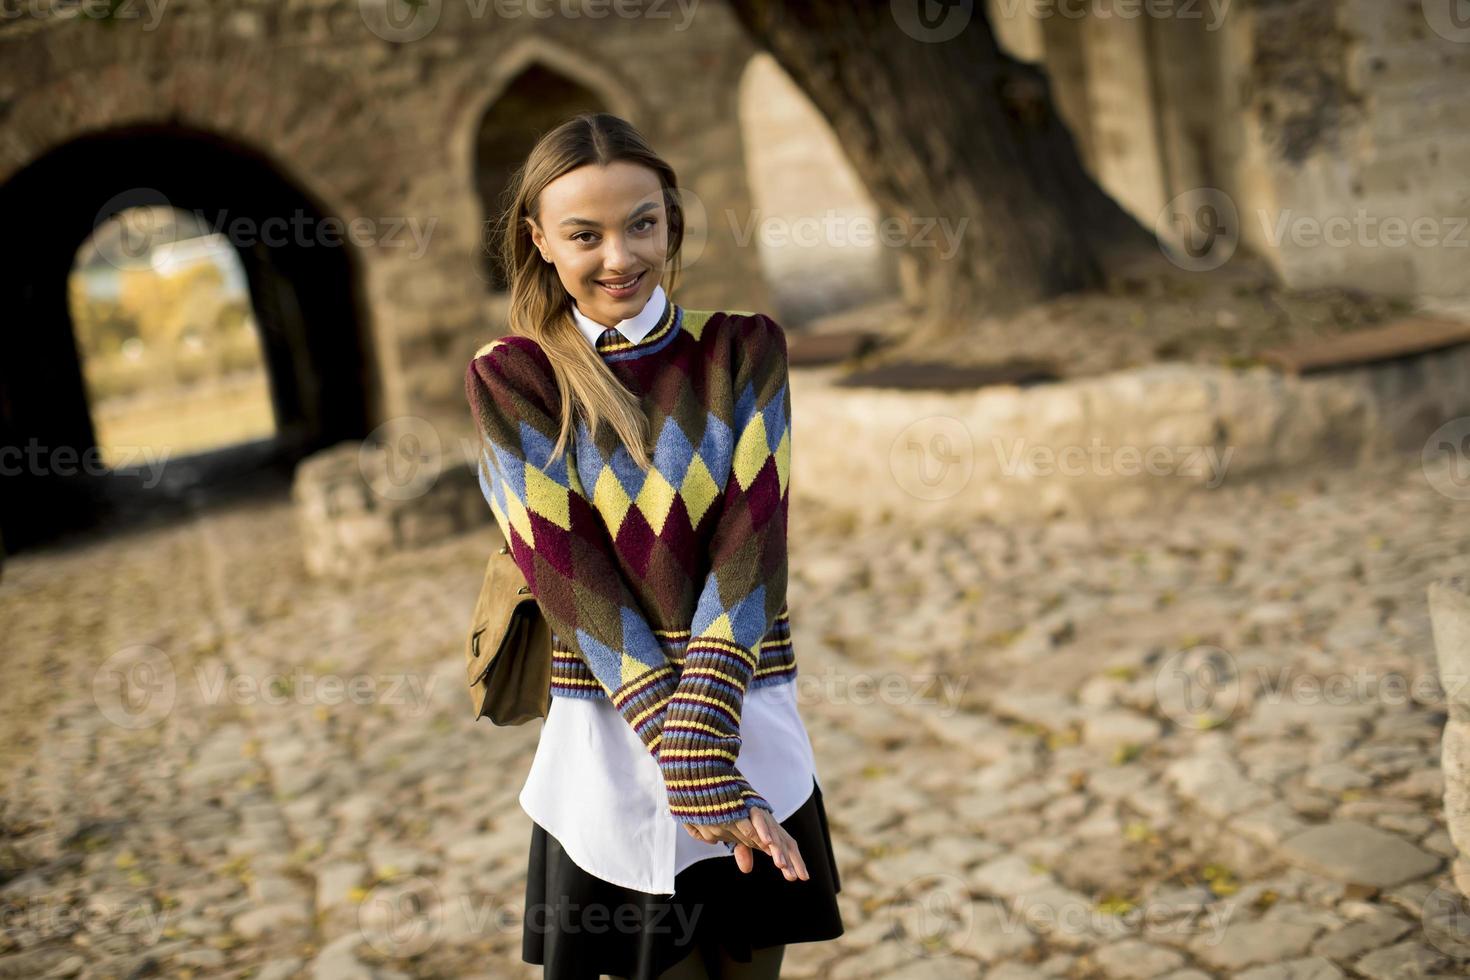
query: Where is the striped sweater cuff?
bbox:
[612,664,679,756]
[656,637,775,825]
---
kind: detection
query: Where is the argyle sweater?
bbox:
[464,298,795,826]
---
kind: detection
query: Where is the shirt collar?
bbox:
[570,283,668,346]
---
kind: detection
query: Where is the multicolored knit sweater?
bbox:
[464,296,796,826]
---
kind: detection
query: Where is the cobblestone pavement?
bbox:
[3,455,1470,979]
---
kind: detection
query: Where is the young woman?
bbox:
[465,113,843,980]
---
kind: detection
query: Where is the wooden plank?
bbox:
[835,358,1059,391]
[1259,316,1470,375]
[787,330,880,367]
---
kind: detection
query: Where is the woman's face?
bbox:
[528,160,669,328]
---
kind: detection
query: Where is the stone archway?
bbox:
[0,125,378,554]
[473,66,608,291]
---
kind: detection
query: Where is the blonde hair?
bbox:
[491,112,685,470]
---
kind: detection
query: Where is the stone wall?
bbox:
[1260,0,1470,305]
[0,0,775,456]
[5,0,1464,451]
[987,0,1470,305]
[791,343,1470,526]
[292,438,488,579]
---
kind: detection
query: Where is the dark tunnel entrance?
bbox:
[0,125,379,558]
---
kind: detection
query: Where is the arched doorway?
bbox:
[0,125,377,554]
[737,52,899,326]
[70,204,276,470]
[473,65,606,291]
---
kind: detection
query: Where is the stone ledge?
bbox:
[790,341,1470,524]
[291,440,489,578]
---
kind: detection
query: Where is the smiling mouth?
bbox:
[596,271,645,291]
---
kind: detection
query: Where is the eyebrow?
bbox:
[559,201,660,228]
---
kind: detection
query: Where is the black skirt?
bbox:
[522,777,844,980]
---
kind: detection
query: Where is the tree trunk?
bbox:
[725,0,1162,331]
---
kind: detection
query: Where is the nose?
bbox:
[601,234,633,274]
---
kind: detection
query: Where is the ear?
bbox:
[525,217,547,259]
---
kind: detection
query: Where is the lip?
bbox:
[595,270,645,297]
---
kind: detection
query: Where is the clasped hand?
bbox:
[680,808,809,881]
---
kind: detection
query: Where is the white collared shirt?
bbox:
[516,285,821,896]
[569,283,670,346]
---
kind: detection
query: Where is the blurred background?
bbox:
[3,1,1470,977]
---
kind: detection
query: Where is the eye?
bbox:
[571,231,597,244]
[632,216,656,233]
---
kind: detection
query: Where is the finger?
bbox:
[730,818,764,853]
[697,818,750,851]
[773,842,795,879]
[763,828,795,879]
[741,813,768,853]
[782,832,809,881]
[756,813,791,868]
[755,811,787,858]
[733,842,755,874]
[751,809,777,849]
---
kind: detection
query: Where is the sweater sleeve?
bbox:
[656,313,793,825]
[465,336,678,756]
